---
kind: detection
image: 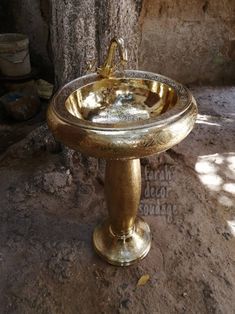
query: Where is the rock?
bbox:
[0,91,40,121]
[44,133,62,153]
[36,79,53,100]
[119,298,131,310]
[31,169,73,194]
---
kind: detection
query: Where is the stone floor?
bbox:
[0,86,235,314]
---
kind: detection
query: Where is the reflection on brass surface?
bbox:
[65,79,177,125]
[105,159,141,235]
[97,37,127,78]
[47,37,198,266]
[93,159,151,266]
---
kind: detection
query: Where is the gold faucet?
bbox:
[97,37,128,78]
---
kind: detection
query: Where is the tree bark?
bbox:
[50,0,143,87]
[48,0,144,168]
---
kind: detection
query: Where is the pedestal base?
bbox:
[93,217,151,266]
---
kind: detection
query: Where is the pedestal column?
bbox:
[93,159,151,266]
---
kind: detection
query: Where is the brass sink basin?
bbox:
[47,38,197,266]
[48,72,196,159]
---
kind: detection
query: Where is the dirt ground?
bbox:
[0,86,235,314]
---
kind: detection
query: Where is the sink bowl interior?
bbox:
[65,78,178,125]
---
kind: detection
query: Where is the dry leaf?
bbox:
[137,274,150,286]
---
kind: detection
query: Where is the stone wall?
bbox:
[139,0,235,84]
[1,0,235,84]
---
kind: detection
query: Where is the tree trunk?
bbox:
[48,0,143,167]
[50,0,143,87]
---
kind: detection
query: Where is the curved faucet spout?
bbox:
[98,37,128,78]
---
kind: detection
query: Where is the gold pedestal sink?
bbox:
[47,38,197,266]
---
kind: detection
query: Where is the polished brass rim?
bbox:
[50,70,192,131]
